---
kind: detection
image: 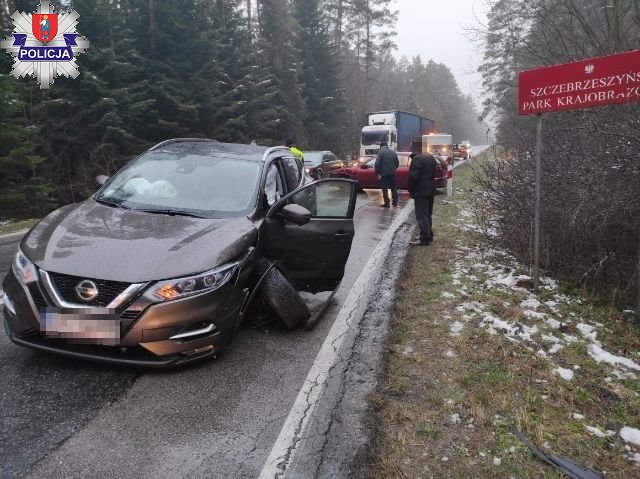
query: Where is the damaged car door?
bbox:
[264,179,358,293]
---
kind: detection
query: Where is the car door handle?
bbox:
[334,231,353,237]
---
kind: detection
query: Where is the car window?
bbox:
[281,157,301,192]
[303,152,323,165]
[288,181,353,218]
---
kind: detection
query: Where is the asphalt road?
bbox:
[0,188,408,478]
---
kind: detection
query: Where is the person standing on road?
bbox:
[374,141,399,208]
[286,138,304,165]
[408,152,437,245]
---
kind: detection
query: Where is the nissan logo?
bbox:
[75,280,99,302]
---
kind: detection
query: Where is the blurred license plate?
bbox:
[41,309,120,345]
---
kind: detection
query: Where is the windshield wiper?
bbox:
[95,196,130,209]
[135,208,206,218]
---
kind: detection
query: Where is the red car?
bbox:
[452,144,469,160]
[330,153,447,189]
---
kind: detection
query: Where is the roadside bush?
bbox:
[473,105,640,306]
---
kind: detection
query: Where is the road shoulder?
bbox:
[370,159,640,478]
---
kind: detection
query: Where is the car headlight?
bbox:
[144,261,239,302]
[305,168,311,174]
[13,250,37,284]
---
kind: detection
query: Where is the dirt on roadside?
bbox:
[371,157,640,479]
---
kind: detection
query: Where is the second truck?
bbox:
[359,110,435,161]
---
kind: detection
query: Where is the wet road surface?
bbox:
[0,189,411,478]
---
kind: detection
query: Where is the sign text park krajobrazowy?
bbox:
[519,50,640,115]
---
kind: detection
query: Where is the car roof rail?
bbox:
[148,138,221,151]
[262,146,293,162]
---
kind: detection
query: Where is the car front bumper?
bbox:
[2,267,247,368]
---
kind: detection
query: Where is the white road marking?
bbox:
[258,204,413,479]
[0,229,28,242]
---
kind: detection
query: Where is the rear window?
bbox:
[304,152,323,165]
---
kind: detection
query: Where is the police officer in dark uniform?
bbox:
[408,151,437,245]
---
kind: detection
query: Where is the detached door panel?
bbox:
[265,179,357,292]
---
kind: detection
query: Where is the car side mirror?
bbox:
[95,175,109,186]
[279,204,311,226]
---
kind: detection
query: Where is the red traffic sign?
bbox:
[519,50,640,115]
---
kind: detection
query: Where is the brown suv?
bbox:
[2,139,357,367]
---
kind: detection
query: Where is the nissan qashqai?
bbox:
[2,139,357,367]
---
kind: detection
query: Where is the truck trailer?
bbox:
[359,111,435,160]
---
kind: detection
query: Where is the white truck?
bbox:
[359,110,435,161]
[422,133,453,161]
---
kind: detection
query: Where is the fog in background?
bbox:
[395,0,488,109]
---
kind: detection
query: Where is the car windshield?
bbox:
[304,152,324,166]
[427,144,450,155]
[361,131,388,145]
[96,151,262,218]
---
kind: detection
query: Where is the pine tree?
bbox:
[348,0,396,108]
[256,0,306,144]
[294,0,347,154]
[0,74,53,219]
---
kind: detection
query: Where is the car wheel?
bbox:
[317,169,324,180]
[258,261,310,330]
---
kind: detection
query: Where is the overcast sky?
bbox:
[394,0,489,109]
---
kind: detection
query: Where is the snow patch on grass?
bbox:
[520,298,541,310]
[545,318,562,329]
[588,344,640,372]
[576,323,601,345]
[620,427,640,446]
[450,321,464,336]
[585,426,615,438]
[523,310,546,320]
[553,367,574,381]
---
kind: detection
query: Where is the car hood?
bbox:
[21,200,257,283]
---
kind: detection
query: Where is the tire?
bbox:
[316,169,324,180]
[257,261,310,330]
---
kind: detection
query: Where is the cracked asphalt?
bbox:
[0,189,412,478]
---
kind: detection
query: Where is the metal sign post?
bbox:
[533,114,542,291]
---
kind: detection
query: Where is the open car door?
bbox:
[264,179,358,292]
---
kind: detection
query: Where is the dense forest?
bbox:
[0,0,485,220]
[476,0,640,306]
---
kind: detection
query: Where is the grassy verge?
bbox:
[371,153,640,478]
[0,219,38,236]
